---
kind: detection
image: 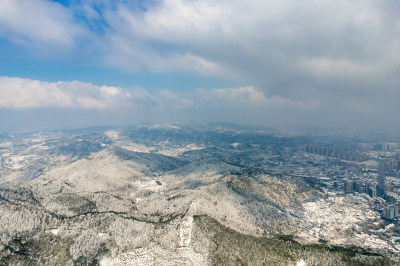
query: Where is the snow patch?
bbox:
[49,229,59,236]
[104,130,120,140]
[180,216,194,247]
[100,244,207,266]
[296,260,307,266]
[231,142,240,148]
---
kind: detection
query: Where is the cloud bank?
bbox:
[0,0,399,130]
[0,76,315,111]
[0,77,151,109]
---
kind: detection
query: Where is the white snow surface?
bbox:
[231,142,240,148]
[1,130,397,264]
[295,260,307,266]
[100,244,207,266]
[299,195,399,252]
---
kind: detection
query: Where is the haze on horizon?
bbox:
[0,0,399,133]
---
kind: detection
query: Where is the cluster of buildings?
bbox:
[342,162,399,220]
[281,141,400,222]
[383,205,400,220]
[373,143,399,152]
[343,180,399,220]
[303,142,400,221]
[305,145,367,162]
[372,143,400,173]
[381,160,400,173]
[343,179,378,196]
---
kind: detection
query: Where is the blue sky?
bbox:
[1,0,400,132]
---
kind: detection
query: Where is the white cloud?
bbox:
[1,0,400,129]
[200,86,320,109]
[99,0,400,81]
[205,86,320,109]
[0,75,318,112]
[298,57,374,80]
[158,86,320,110]
[2,0,399,90]
[0,77,151,109]
[201,87,270,106]
[158,90,194,109]
[0,0,87,47]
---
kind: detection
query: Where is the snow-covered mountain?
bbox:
[0,125,396,265]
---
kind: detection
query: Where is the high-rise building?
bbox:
[395,206,400,218]
[344,180,354,193]
[353,181,365,193]
[383,206,396,220]
[377,161,386,197]
[374,143,383,151]
[386,184,394,193]
[368,187,377,198]
[365,183,370,192]
[373,198,386,208]
[305,145,311,153]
